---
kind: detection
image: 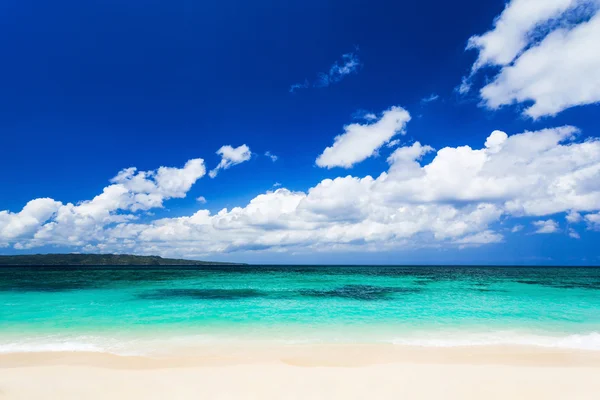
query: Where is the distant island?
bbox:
[0,254,245,266]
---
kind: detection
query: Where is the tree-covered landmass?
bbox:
[0,254,245,266]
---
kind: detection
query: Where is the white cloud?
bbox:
[421,94,440,103]
[319,52,360,86]
[466,0,600,117]
[566,210,583,223]
[386,142,434,175]
[265,151,278,162]
[1,159,205,248]
[196,196,207,204]
[456,76,472,95]
[209,145,251,178]
[3,123,600,257]
[386,139,400,148]
[316,106,411,168]
[568,228,581,238]
[467,0,583,71]
[455,230,504,247]
[351,110,378,122]
[290,52,360,92]
[533,219,560,234]
[585,212,600,229]
[511,224,524,233]
[0,198,62,240]
[289,80,309,93]
[481,12,600,118]
[107,158,206,211]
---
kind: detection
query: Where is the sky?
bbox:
[1,0,600,265]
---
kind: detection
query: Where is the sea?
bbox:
[1,265,599,355]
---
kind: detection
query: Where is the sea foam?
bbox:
[2,331,600,354]
[390,331,600,351]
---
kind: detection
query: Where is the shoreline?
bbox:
[3,343,600,368]
[3,329,600,355]
[2,345,600,399]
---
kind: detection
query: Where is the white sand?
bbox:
[1,345,600,399]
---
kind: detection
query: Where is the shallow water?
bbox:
[1,266,599,354]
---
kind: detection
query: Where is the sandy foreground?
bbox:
[2,345,600,399]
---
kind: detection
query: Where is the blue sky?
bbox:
[1,0,600,264]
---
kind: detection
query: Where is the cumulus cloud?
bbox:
[0,198,62,240]
[465,0,600,117]
[196,196,207,204]
[0,158,206,249]
[3,122,600,257]
[566,210,583,223]
[290,52,360,92]
[316,106,411,168]
[209,145,252,178]
[110,159,206,207]
[533,219,560,234]
[467,0,583,71]
[585,212,600,229]
[455,230,504,247]
[481,13,600,118]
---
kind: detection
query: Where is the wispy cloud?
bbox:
[351,109,377,121]
[386,139,400,148]
[290,51,360,93]
[455,76,472,95]
[421,93,440,104]
[511,224,524,233]
[568,228,580,239]
[289,80,309,93]
[265,151,278,162]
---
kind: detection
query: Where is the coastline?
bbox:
[2,265,599,398]
[2,345,600,399]
[3,343,600,368]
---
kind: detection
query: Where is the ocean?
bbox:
[1,265,599,355]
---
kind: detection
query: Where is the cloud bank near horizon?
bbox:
[2,108,599,258]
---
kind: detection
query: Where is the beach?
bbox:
[2,345,600,399]
[3,0,600,396]
[2,266,599,398]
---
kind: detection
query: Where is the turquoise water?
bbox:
[1,266,600,354]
